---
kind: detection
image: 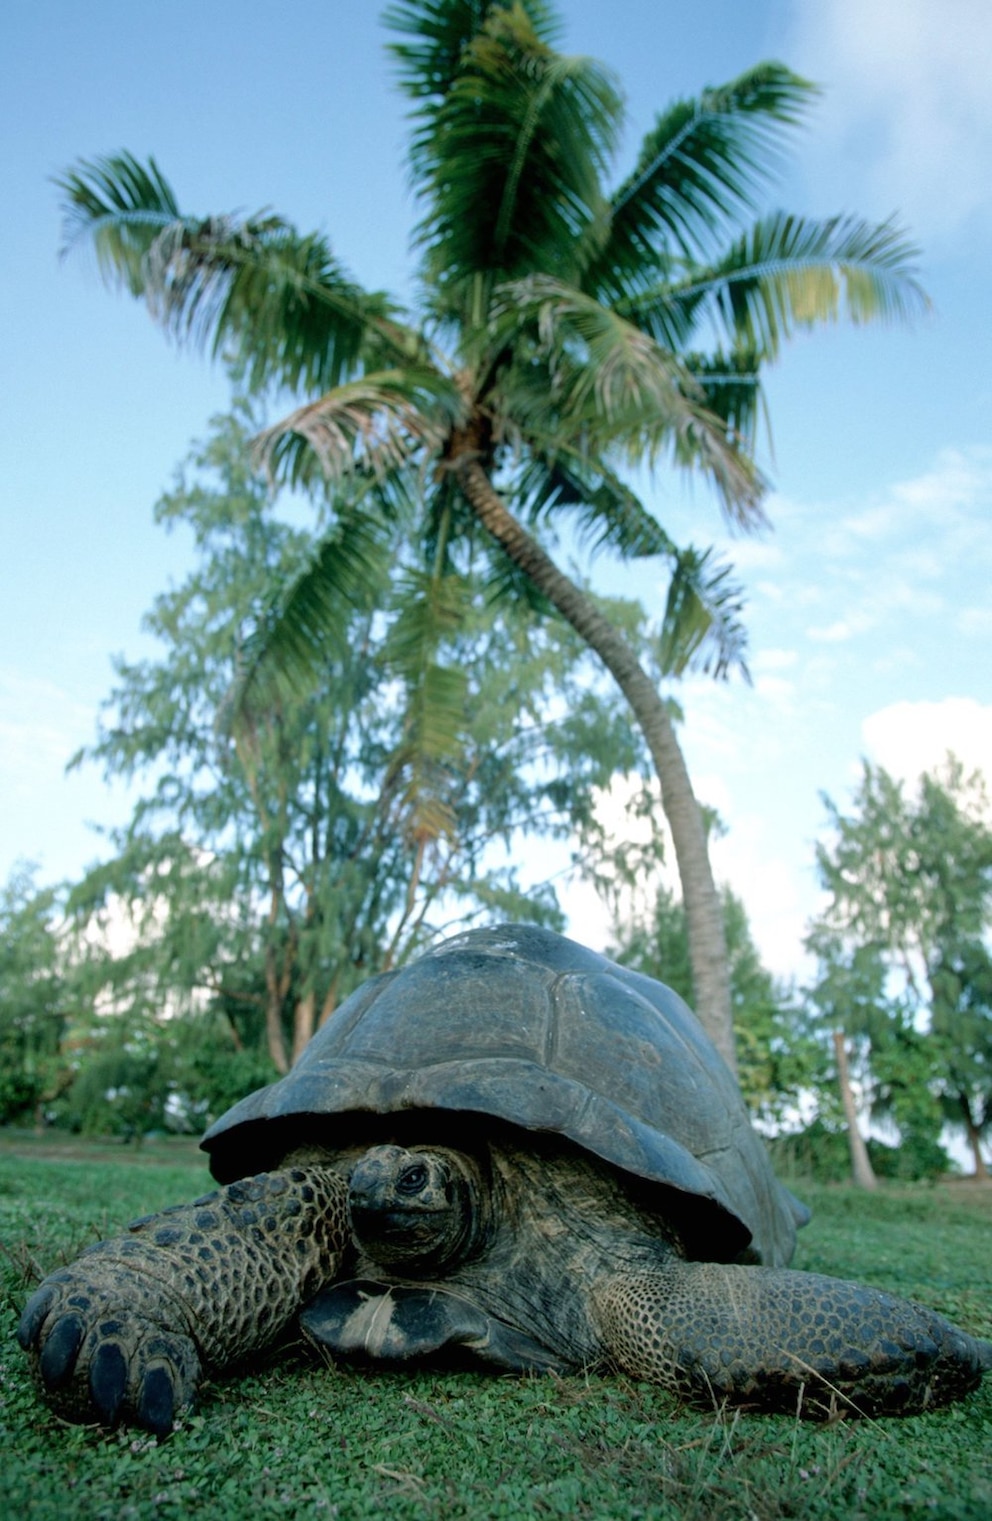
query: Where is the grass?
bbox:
[1,1134,990,1521]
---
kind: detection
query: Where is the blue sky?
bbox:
[2,0,991,979]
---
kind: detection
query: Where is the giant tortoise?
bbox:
[18,925,992,1432]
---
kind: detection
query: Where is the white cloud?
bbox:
[787,0,992,246]
[869,645,921,677]
[751,648,799,673]
[0,670,93,778]
[956,608,992,638]
[712,824,813,981]
[753,673,795,709]
[807,611,877,645]
[861,697,992,784]
[792,448,992,648]
[892,448,992,515]
[829,450,992,557]
[715,537,784,573]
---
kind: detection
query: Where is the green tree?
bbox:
[810,757,992,1178]
[0,866,84,1125]
[802,938,889,1189]
[59,1017,173,1142]
[67,405,644,1081]
[56,0,925,1068]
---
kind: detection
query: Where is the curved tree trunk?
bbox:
[454,455,737,1074]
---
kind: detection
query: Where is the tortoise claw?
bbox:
[89,1341,128,1422]
[17,1281,61,1350]
[38,1313,85,1390]
[138,1366,176,1435]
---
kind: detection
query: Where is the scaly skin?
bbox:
[593,1262,992,1417]
[17,1166,350,1432]
[19,1143,992,1431]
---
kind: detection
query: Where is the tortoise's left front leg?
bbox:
[18,1165,350,1432]
[592,1262,992,1417]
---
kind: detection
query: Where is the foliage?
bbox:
[58,1019,176,1140]
[2,1142,990,1521]
[769,1118,855,1185]
[771,1119,951,1185]
[0,866,85,1125]
[807,757,992,1175]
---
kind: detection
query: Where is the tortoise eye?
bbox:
[397,1163,429,1196]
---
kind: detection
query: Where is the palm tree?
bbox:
[56,0,926,1071]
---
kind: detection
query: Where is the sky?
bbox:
[2,0,991,984]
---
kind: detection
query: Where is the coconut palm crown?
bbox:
[57,0,926,1068]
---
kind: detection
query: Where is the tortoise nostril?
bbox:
[397,1163,429,1196]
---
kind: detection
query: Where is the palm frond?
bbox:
[56,152,411,392]
[492,275,696,418]
[386,1,561,101]
[229,506,393,723]
[517,449,681,560]
[255,368,466,487]
[407,4,619,289]
[491,275,764,524]
[648,212,928,360]
[586,63,818,298]
[391,662,467,846]
[384,565,472,675]
[56,151,180,293]
[681,348,767,452]
[383,567,473,845]
[657,547,751,681]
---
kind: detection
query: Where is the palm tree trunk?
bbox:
[454,455,736,1073]
[832,1030,877,1190]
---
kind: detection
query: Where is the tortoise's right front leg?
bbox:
[18,1166,350,1434]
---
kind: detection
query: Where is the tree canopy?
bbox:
[807,757,992,1179]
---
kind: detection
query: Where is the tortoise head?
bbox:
[347,1144,489,1275]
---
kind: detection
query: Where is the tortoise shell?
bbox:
[202,925,807,1266]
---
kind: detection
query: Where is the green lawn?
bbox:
[1,1135,989,1521]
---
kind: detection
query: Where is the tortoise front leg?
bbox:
[593,1263,992,1417]
[18,1166,350,1433]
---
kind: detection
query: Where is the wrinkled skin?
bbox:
[19,1141,992,1433]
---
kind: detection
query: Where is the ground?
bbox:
[1,1131,990,1521]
